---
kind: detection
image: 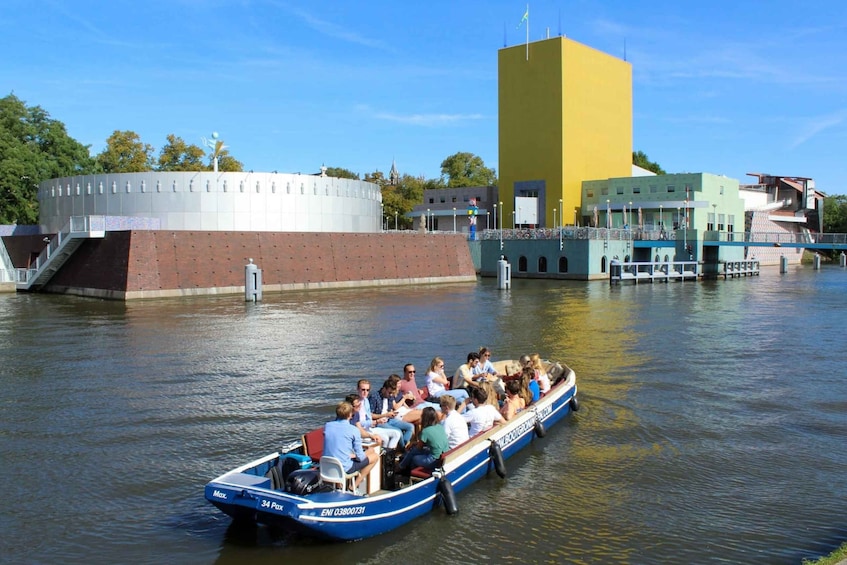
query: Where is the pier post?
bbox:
[779,255,788,274]
[497,256,511,290]
[245,258,262,302]
[813,254,821,270]
[841,253,846,268]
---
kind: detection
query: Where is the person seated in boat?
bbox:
[530,353,551,395]
[478,380,503,408]
[398,407,449,473]
[323,400,379,492]
[520,366,539,405]
[425,357,469,404]
[352,382,403,449]
[500,380,526,421]
[439,394,469,449]
[370,377,414,447]
[452,351,481,389]
[463,385,505,436]
[472,347,505,393]
[397,363,440,417]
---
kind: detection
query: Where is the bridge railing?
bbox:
[478,227,847,245]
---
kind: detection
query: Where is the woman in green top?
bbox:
[398,407,449,471]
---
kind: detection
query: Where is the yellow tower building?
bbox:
[498,36,632,228]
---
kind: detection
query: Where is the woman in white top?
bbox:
[426,357,469,403]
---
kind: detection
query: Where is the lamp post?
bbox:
[427,208,430,232]
[381,204,384,231]
[493,203,497,230]
[394,210,398,230]
[712,203,717,233]
[660,204,663,232]
[559,199,563,228]
[498,201,503,250]
[453,207,457,233]
[553,208,557,231]
[512,210,516,230]
[606,199,611,228]
[628,201,633,228]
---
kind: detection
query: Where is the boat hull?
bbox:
[205,365,577,541]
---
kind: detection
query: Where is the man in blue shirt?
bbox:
[323,401,378,493]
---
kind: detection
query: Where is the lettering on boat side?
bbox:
[320,506,366,517]
[212,490,228,499]
[260,500,287,511]
[497,405,552,448]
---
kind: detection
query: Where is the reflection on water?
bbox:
[1,269,847,564]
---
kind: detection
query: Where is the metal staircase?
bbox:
[16,216,106,291]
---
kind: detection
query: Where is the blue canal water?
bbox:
[1,266,846,564]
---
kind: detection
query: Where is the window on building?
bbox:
[558,256,568,273]
[667,185,675,192]
[587,190,594,198]
[440,197,445,203]
[633,186,640,194]
[429,198,434,204]
[518,256,528,272]
[538,257,547,273]
[616,186,624,195]
[601,187,609,196]
[650,185,658,193]
[452,197,457,203]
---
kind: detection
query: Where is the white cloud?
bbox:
[789,110,847,149]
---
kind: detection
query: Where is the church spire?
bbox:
[389,159,399,186]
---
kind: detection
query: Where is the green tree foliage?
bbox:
[157,134,205,171]
[632,150,666,175]
[364,170,386,185]
[823,194,847,233]
[381,173,428,229]
[96,130,154,173]
[325,166,359,180]
[0,94,97,224]
[440,152,496,187]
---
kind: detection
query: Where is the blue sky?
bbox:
[2,1,845,194]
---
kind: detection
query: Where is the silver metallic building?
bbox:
[38,171,382,233]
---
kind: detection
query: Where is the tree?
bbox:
[380,174,427,229]
[325,166,359,180]
[440,152,496,187]
[823,194,847,234]
[96,130,154,173]
[157,134,205,171]
[632,150,666,175]
[0,94,97,224]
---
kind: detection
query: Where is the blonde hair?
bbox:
[530,353,544,372]
[479,381,500,408]
[428,356,444,373]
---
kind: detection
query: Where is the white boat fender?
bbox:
[534,419,546,438]
[570,395,580,412]
[489,441,506,478]
[438,477,459,515]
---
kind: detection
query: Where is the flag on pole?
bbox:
[518,4,529,60]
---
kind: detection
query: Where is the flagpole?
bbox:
[525,4,529,61]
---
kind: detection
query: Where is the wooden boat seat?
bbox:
[302,427,324,463]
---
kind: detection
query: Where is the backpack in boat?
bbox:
[382,448,397,490]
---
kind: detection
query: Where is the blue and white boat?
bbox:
[204,360,578,541]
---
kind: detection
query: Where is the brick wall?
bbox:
[44,231,476,299]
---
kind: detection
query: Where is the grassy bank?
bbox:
[802,541,847,565]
